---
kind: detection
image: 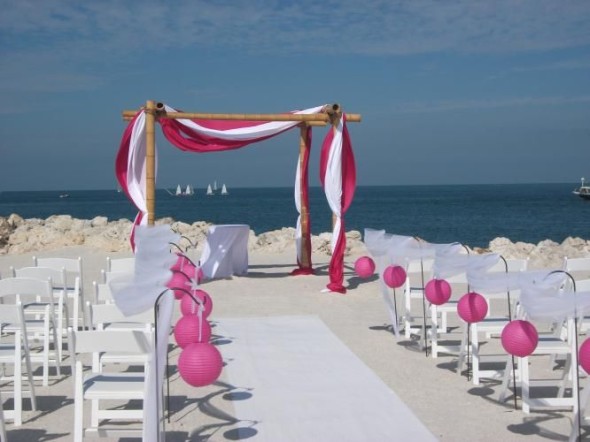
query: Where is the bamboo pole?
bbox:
[299,124,311,269]
[145,100,157,225]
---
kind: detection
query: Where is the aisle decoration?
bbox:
[354,256,375,278]
[109,224,223,442]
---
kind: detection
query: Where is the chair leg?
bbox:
[521,356,530,413]
[430,305,438,358]
[74,363,84,442]
[471,324,481,385]
[14,333,23,426]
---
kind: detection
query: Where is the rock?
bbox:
[90,216,108,227]
[7,213,24,227]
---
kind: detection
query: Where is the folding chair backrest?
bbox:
[33,256,82,290]
[564,257,590,280]
[12,266,67,290]
[88,303,153,330]
[0,277,53,304]
[106,257,135,273]
[70,329,151,357]
[101,270,133,284]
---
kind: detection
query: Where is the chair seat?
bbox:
[83,373,145,400]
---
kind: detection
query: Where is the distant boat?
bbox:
[573,177,590,200]
[165,184,195,196]
[221,184,228,195]
[213,181,218,193]
[59,193,69,199]
[206,184,213,196]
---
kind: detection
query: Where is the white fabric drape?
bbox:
[109,225,180,442]
[294,155,303,264]
[323,119,343,255]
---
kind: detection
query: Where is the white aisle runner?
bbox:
[217,316,437,441]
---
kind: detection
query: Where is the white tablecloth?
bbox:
[199,224,249,280]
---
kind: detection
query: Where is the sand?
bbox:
[0,245,582,441]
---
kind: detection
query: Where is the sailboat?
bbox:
[206,184,213,196]
[185,185,194,196]
[213,181,218,193]
[175,185,182,196]
[221,184,228,195]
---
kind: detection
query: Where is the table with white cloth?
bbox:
[199,224,249,280]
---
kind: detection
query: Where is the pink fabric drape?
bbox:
[320,114,356,293]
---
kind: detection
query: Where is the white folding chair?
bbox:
[11,266,68,359]
[460,258,529,384]
[106,257,135,274]
[69,328,151,441]
[0,277,61,386]
[33,256,84,330]
[0,302,37,426]
[87,303,153,371]
[403,257,433,339]
[430,271,469,358]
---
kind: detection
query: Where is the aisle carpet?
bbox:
[216,315,436,441]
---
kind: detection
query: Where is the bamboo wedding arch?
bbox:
[120,100,361,291]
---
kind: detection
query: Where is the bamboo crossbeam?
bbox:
[121,109,361,123]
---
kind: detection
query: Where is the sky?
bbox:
[1,0,589,191]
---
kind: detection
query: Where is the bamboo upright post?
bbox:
[299,125,311,269]
[145,100,157,225]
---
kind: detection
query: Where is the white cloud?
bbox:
[1,0,589,57]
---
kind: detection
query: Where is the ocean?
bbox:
[0,184,588,248]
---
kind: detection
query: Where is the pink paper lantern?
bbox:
[383,265,407,289]
[166,271,191,299]
[457,292,488,323]
[183,262,197,280]
[181,289,213,319]
[171,254,190,272]
[424,279,452,305]
[354,256,375,278]
[501,320,539,357]
[174,315,212,348]
[580,338,590,374]
[178,342,223,387]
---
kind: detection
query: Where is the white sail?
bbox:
[175,185,182,196]
[213,180,218,192]
[206,184,213,195]
[221,184,228,195]
[185,185,193,196]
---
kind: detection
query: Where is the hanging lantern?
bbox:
[354,256,375,278]
[181,289,213,319]
[166,271,191,299]
[457,292,488,323]
[174,315,212,348]
[171,254,190,272]
[383,265,407,289]
[501,320,539,357]
[178,342,223,387]
[580,338,590,374]
[424,279,452,305]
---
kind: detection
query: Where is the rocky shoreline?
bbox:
[1,214,588,269]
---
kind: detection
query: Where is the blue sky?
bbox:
[1,0,589,191]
